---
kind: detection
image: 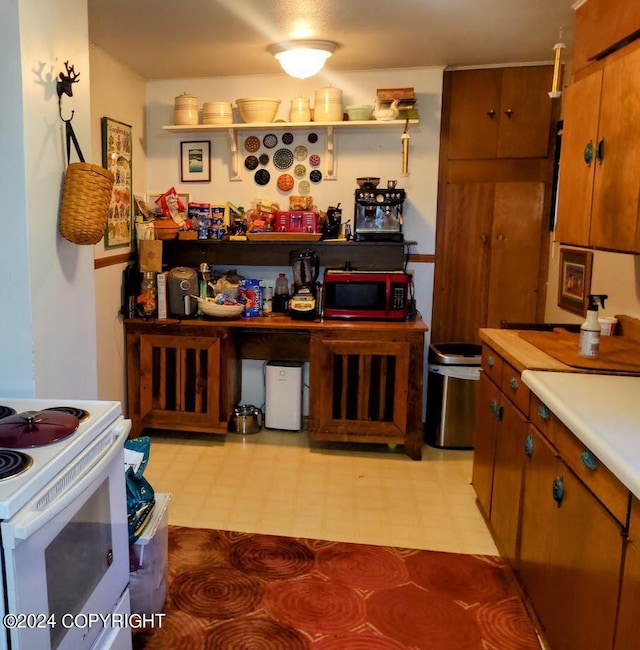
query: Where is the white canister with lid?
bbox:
[313,86,343,122]
[173,92,199,125]
[290,96,311,122]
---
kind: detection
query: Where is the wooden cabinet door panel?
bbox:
[489,397,528,567]
[591,47,640,252]
[615,497,640,650]
[448,69,502,159]
[544,464,622,650]
[471,373,500,520]
[497,66,554,158]
[555,70,603,247]
[431,183,493,344]
[519,426,557,629]
[486,182,545,328]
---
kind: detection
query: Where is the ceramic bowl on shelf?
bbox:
[235,98,280,123]
[346,105,374,121]
[356,177,380,188]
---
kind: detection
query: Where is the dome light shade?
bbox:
[269,40,337,79]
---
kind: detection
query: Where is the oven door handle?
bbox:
[4,419,131,546]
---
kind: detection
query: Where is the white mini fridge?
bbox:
[265,360,304,430]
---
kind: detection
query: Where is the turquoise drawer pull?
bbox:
[486,355,495,367]
[584,139,593,166]
[537,404,550,421]
[509,377,519,390]
[490,399,498,417]
[552,476,564,506]
[581,450,598,470]
[524,434,534,458]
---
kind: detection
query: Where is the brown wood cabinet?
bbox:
[616,497,640,649]
[432,181,547,344]
[472,344,529,567]
[308,327,425,460]
[447,66,554,159]
[432,65,557,345]
[572,0,640,73]
[124,316,427,459]
[556,44,640,252]
[519,424,625,650]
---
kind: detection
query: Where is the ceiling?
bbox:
[87,0,577,80]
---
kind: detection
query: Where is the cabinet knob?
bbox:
[524,433,534,458]
[552,475,564,506]
[584,140,593,166]
[581,450,598,470]
[537,404,550,421]
[509,376,519,390]
[486,355,495,367]
[486,109,496,119]
[504,108,514,118]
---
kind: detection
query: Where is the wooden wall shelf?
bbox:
[162,119,419,181]
[162,239,417,270]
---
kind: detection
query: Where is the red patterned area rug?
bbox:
[134,526,540,650]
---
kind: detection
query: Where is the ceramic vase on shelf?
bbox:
[313,86,343,122]
[290,96,311,122]
[173,92,199,125]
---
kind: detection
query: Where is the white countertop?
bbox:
[521,370,640,500]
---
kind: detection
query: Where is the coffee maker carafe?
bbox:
[289,249,320,320]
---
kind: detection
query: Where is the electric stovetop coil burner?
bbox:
[0,406,17,420]
[43,405,90,422]
[0,450,33,481]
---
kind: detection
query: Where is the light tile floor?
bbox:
[143,429,498,555]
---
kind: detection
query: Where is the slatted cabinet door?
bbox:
[137,332,227,434]
[308,330,427,460]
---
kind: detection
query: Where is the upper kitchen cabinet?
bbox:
[555,44,640,253]
[572,0,640,73]
[447,66,554,159]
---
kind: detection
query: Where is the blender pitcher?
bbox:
[289,249,320,295]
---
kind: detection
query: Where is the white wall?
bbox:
[90,46,146,404]
[545,239,640,325]
[0,0,98,399]
[145,67,443,412]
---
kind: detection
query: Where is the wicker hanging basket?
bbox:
[59,162,114,245]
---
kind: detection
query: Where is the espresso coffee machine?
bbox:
[354,182,405,242]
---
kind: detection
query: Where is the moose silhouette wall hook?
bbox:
[57,61,80,122]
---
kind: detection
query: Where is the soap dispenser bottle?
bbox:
[579,294,608,358]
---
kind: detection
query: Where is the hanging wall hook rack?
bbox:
[56,60,81,122]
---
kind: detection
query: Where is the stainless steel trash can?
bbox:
[425,343,481,449]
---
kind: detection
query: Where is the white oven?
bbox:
[0,399,133,650]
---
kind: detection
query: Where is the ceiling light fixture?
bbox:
[269,40,337,79]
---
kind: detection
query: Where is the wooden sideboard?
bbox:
[124,315,428,459]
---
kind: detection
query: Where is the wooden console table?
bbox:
[124,315,427,459]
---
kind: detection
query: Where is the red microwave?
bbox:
[322,269,411,320]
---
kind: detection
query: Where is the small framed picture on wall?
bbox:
[180,141,211,182]
[557,248,593,316]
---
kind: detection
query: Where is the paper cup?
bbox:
[598,316,618,336]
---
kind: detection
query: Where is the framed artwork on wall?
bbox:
[180,140,211,182]
[101,117,133,248]
[557,247,593,316]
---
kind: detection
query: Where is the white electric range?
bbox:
[0,397,132,650]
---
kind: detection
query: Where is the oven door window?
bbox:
[45,479,112,649]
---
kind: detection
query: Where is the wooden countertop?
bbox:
[125,314,428,333]
[479,328,574,373]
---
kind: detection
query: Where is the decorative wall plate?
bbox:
[277,173,294,191]
[273,148,294,170]
[298,180,311,194]
[294,145,308,160]
[309,154,321,167]
[244,135,260,152]
[263,133,278,149]
[244,155,259,170]
[308,133,318,144]
[309,169,322,183]
[294,164,306,178]
[254,169,270,185]
[282,132,294,145]
[259,153,269,166]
